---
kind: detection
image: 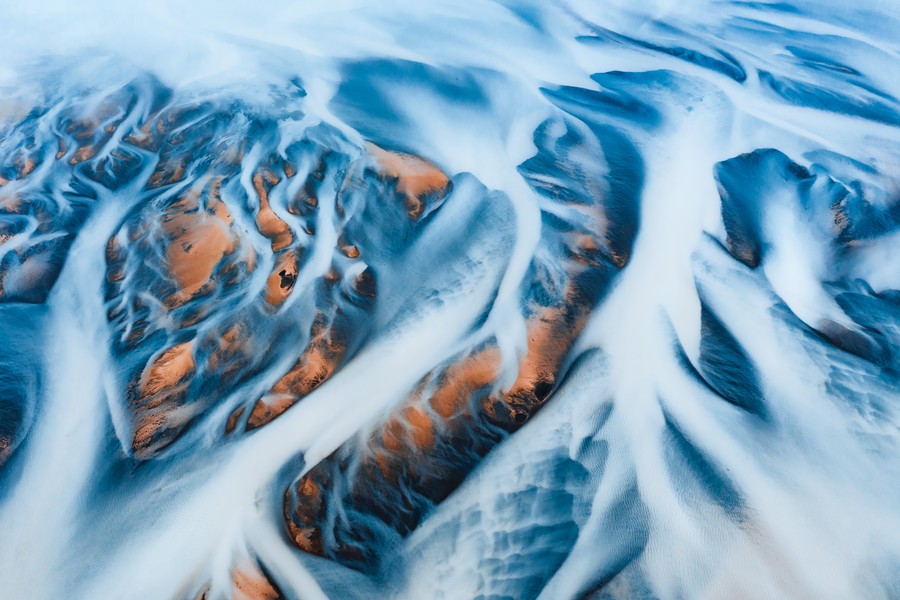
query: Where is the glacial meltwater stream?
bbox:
[0,1,898,598]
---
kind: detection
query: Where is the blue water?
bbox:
[0,0,897,598]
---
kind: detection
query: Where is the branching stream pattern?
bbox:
[0,1,898,598]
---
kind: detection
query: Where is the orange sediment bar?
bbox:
[247,313,348,431]
[253,168,294,252]
[283,204,613,566]
[365,143,450,218]
[230,561,282,600]
[263,250,300,307]
[162,182,238,308]
[130,341,196,457]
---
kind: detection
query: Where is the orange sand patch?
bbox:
[231,562,281,600]
[366,143,449,218]
[253,169,293,251]
[225,406,245,435]
[264,250,299,307]
[430,346,502,418]
[138,341,195,401]
[162,186,236,307]
[247,326,346,429]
